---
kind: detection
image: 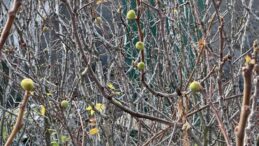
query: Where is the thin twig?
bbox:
[73,101,85,146]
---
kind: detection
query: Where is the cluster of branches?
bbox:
[1,0,259,146]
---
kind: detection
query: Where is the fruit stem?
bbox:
[5,91,30,146]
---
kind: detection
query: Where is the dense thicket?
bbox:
[1,0,259,145]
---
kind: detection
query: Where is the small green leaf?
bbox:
[61,135,70,143]
[51,141,59,146]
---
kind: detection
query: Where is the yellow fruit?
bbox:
[135,41,144,51]
[20,78,34,91]
[189,81,202,92]
[126,10,136,20]
[42,26,48,32]
[61,100,69,109]
[137,62,145,70]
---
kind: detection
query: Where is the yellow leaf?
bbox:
[86,106,94,115]
[40,105,46,116]
[89,128,99,135]
[90,110,94,115]
[107,82,115,90]
[95,103,105,111]
[86,106,92,111]
[86,103,105,115]
[245,55,251,64]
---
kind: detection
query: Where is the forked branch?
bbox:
[0,0,22,55]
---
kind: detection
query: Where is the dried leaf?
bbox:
[198,38,206,50]
[89,117,97,126]
[89,117,96,123]
[182,121,191,131]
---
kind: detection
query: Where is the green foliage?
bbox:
[51,141,59,146]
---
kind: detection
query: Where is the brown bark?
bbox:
[235,64,254,146]
[0,0,22,56]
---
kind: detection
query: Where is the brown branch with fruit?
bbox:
[5,78,34,146]
[131,0,180,99]
[60,0,174,127]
